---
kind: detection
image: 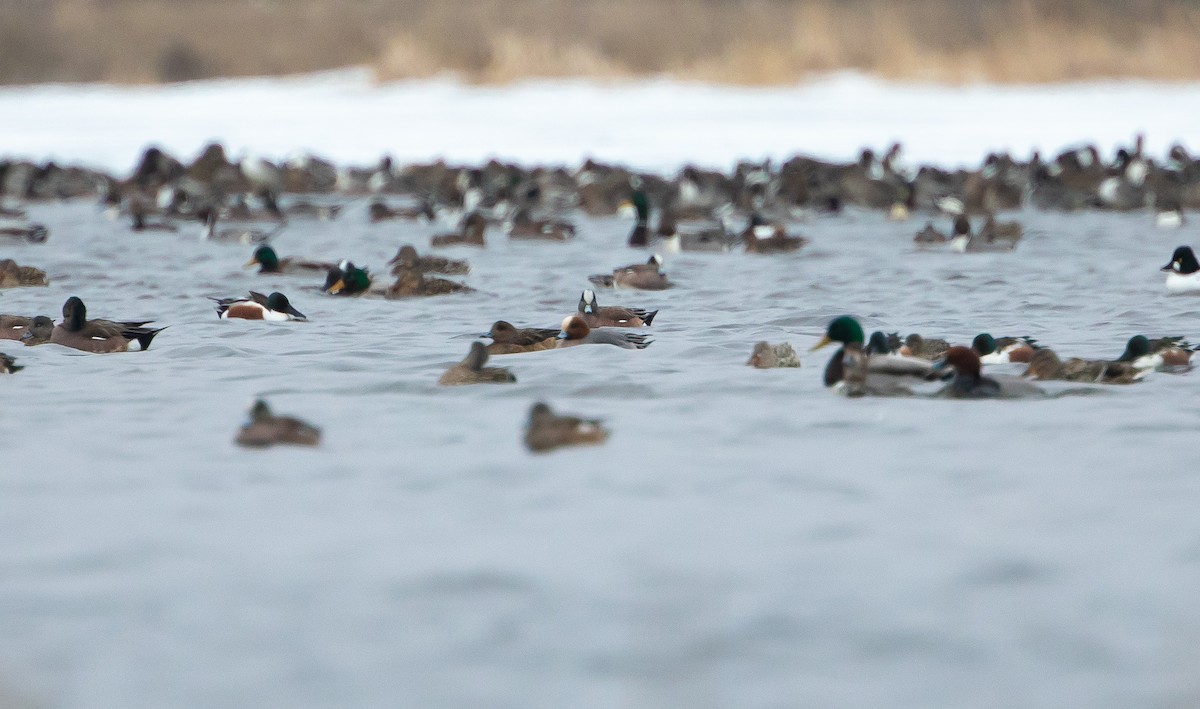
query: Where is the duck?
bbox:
[864,331,902,355]
[747,342,801,368]
[899,333,950,361]
[431,212,487,248]
[913,215,970,245]
[1154,199,1185,229]
[588,254,674,290]
[130,201,177,232]
[1023,348,1144,384]
[386,268,473,297]
[555,315,652,349]
[1114,334,1194,370]
[0,259,48,288]
[971,333,1038,364]
[524,401,610,453]
[211,291,307,321]
[506,208,575,241]
[1161,246,1200,294]
[812,315,938,395]
[368,198,434,223]
[933,346,1045,398]
[235,399,321,447]
[481,321,560,355]
[577,289,656,327]
[50,296,165,353]
[244,245,334,275]
[0,222,49,243]
[18,316,54,346]
[0,352,21,373]
[740,214,807,254]
[0,314,40,340]
[949,215,1019,253]
[438,342,517,385]
[323,261,373,295]
[626,189,652,247]
[387,245,469,276]
[199,208,279,244]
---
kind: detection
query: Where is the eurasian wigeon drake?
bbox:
[1161,246,1200,294]
[0,259,47,288]
[933,346,1044,398]
[524,402,609,453]
[50,296,165,353]
[747,342,800,368]
[211,291,307,321]
[577,289,657,327]
[438,342,517,386]
[387,245,469,276]
[482,321,560,355]
[245,245,335,275]
[1023,349,1144,384]
[235,399,321,448]
[555,316,652,349]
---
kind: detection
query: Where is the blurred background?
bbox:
[4,0,1200,86]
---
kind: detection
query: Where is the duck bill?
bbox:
[287,306,307,320]
[556,331,569,340]
[243,257,259,268]
[810,334,833,351]
[1161,262,1177,272]
[326,279,345,295]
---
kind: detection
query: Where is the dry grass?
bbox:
[3,0,1200,85]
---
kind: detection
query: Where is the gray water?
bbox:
[2,202,1199,709]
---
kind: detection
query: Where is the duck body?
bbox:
[388,245,469,276]
[740,216,807,254]
[438,342,516,385]
[524,402,609,453]
[0,352,22,373]
[973,334,1038,364]
[748,342,801,368]
[50,296,164,353]
[577,289,656,327]
[200,209,278,244]
[212,291,306,321]
[555,315,652,349]
[934,346,1044,398]
[900,333,951,361]
[506,209,575,241]
[1162,246,1200,294]
[386,269,473,297]
[0,259,48,288]
[235,400,321,447]
[1024,349,1144,384]
[431,212,487,248]
[588,255,673,290]
[483,321,560,355]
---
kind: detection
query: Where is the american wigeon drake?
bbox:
[506,208,575,241]
[0,314,39,340]
[482,321,559,355]
[368,198,435,223]
[524,401,609,453]
[50,296,165,353]
[1114,335,1195,370]
[0,259,47,288]
[812,315,937,395]
[388,245,469,276]
[198,208,279,244]
[740,214,807,254]
[577,289,656,327]
[431,212,487,248]
[747,342,801,368]
[245,245,334,275]
[1161,246,1200,294]
[386,268,473,297]
[323,261,373,295]
[1023,349,1144,384]
[588,254,674,290]
[933,346,1044,398]
[438,342,517,386]
[556,315,652,349]
[211,291,307,321]
[0,223,48,243]
[972,334,1038,364]
[900,333,950,361]
[18,316,54,346]
[235,399,321,447]
[0,352,22,373]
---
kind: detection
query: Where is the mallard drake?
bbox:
[481,321,559,355]
[933,346,1044,398]
[323,261,373,295]
[524,401,609,453]
[211,291,306,321]
[0,259,47,288]
[627,189,651,247]
[387,245,469,276]
[49,296,164,353]
[555,315,652,349]
[1024,349,1144,384]
[235,399,321,447]
[245,245,334,275]
[812,315,937,395]
[747,342,800,368]
[386,268,473,297]
[577,289,656,327]
[438,342,517,385]
[1161,246,1200,294]
[431,212,487,248]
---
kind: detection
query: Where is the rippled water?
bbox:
[2,202,1200,709]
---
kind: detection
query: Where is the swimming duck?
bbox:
[18,316,54,346]
[368,199,435,223]
[0,223,48,243]
[588,254,674,290]
[812,315,937,395]
[482,321,560,355]
[245,245,335,275]
[524,401,609,453]
[950,215,1019,253]
[864,331,902,355]
[506,208,575,241]
[323,261,373,295]
[431,212,487,248]
[627,189,651,247]
[0,259,47,288]
[900,333,950,361]
[130,201,177,232]
[913,215,969,245]
[199,209,278,244]
[387,245,469,276]
[972,333,1038,364]
[0,314,39,340]
[1161,246,1200,294]
[577,289,656,327]
[933,346,1045,398]
[211,291,307,321]
[386,268,473,297]
[438,342,517,385]
[1114,334,1194,370]
[1154,199,1185,229]
[235,399,321,448]
[556,315,652,349]
[0,352,21,373]
[50,296,164,353]
[748,342,801,368]
[740,214,807,254]
[1024,348,1144,384]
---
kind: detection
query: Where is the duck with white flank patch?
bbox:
[211,291,307,321]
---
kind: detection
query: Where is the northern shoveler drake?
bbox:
[235,399,321,448]
[50,296,164,353]
[1161,246,1200,294]
[386,268,473,297]
[0,352,22,373]
[740,214,807,254]
[438,342,517,386]
[211,291,306,321]
[524,401,609,453]
[482,321,559,355]
[747,342,801,368]
[1114,334,1195,370]
[245,245,334,275]
[588,254,674,290]
[812,315,937,395]
[972,334,1039,364]
[323,261,372,295]
[555,315,652,349]
[0,223,48,243]
[1023,349,1144,384]
[18,316,54,346]
[0,259,47,288]
[577,289,656,327]
[431,212,487,248]
[933,346,1044,398]
[388,245,469,276]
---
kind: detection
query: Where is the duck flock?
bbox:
[2,134,1199,450]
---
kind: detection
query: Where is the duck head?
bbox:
[971,333,997,356]
[266,292,305,320]
[1162,246,1199,274]
[812,315,865,351]
[1116,335,1150,362]
[465,341,489,371]
[389,245,419,267]
[557,315,590,341]
[246,245,280,272]
[579,289,599,314]
[62,296,87,332]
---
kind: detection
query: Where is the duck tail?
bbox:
[128,326,167,351]
[640,309,659,326]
